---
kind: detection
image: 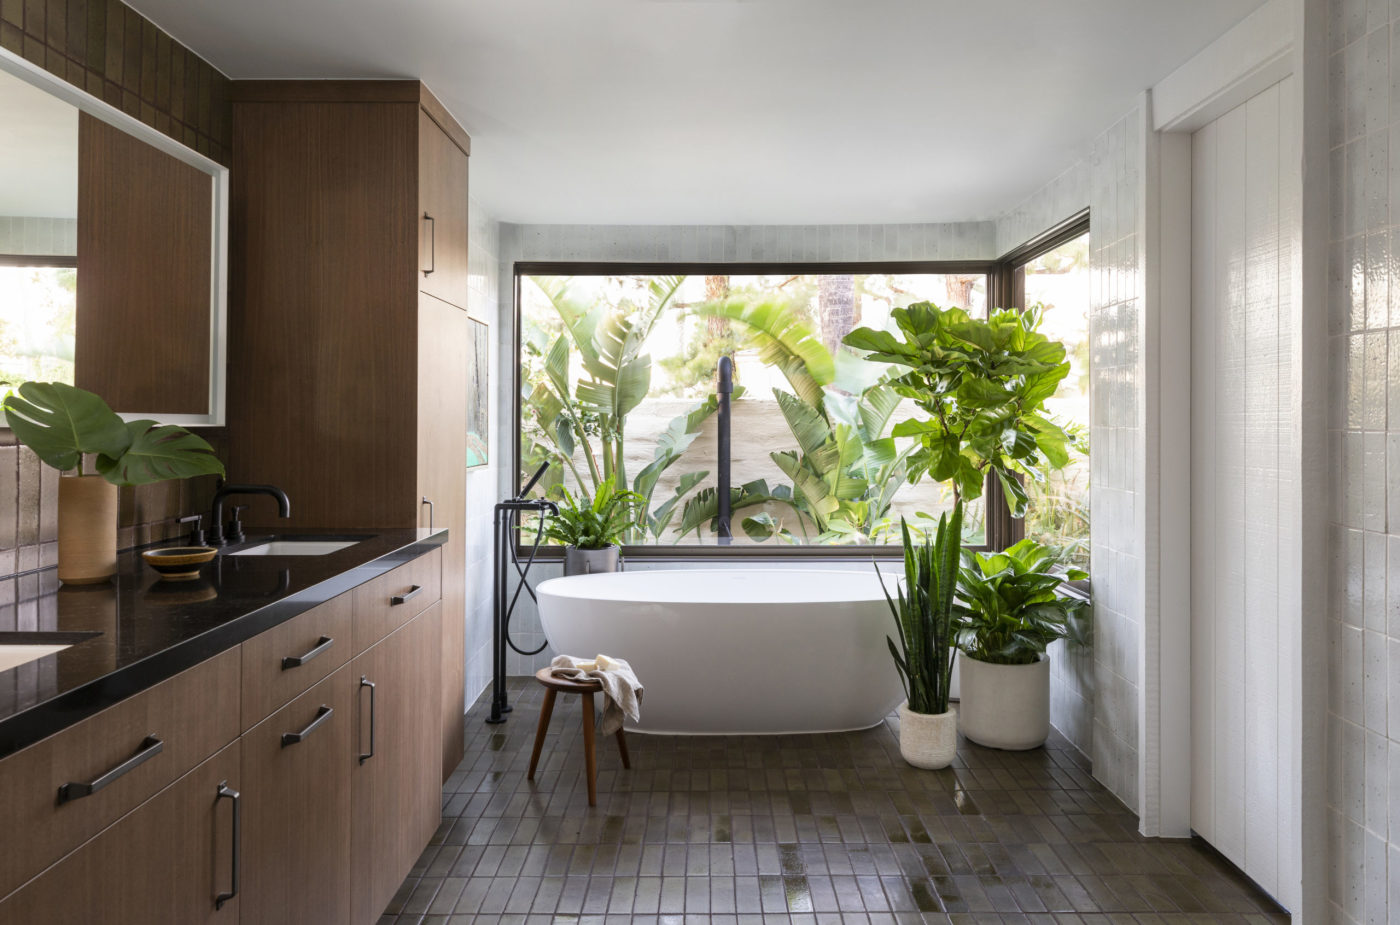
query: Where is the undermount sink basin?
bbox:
[230,539,362,557]
[0,632,100,672]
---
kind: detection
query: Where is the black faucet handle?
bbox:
[177,514,206,547]
[226,505,248,544]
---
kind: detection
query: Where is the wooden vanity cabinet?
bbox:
[230,80,471,780]
[350,602,443,925]
[240,666,354,925]
[0,741,242,925]
[0,553,445,925]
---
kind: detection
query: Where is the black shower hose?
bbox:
[504,512,549,656]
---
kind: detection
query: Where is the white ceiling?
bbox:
[128,0,1265,226]
[0,68,78,219]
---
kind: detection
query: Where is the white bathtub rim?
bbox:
[537,568,889,605]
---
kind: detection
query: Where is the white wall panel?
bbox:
[1190,76,1295,901]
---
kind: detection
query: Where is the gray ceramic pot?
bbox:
[563,545,620,577]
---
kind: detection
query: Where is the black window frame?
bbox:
[512,259,1021,560]
[990,209,1092,593]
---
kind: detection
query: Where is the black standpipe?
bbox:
[487,463,556,725]
[716,355,733,545]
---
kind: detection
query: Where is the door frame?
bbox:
[1142,0,1325,919]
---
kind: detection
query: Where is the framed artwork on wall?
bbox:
[466,316,489,468]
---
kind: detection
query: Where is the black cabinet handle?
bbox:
[391,585,423,606]
[281,636,333,670]
[421,496,434,530]
[422,212,435,276]
[358,676,376,764]
[57,735,163,804]
[280,705,333,747]
[215,781,240,910]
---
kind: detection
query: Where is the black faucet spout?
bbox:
[209,483,292,546]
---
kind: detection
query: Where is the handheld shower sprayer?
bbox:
[488,461,559,724]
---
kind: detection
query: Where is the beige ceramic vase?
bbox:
[897,702,958,769]
[57,475,118,585]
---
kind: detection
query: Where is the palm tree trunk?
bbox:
[817,275,856,358]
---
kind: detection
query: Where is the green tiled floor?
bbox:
[380,679,1288,924]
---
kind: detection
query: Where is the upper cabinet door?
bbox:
[417,108,469,310]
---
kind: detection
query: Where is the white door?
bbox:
[1189,76,1296,900]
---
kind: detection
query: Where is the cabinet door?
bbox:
[417,294,468,778]
[241,665,353,925]
[350,604,442,925]
[418,108,469,310]
[0,741,241,925]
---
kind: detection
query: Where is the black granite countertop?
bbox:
[0,528,448,760]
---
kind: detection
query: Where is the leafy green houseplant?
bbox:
[3,382,224,583]
[955,538,1088,750]
[541,478,642,576]
[878,510,963,769]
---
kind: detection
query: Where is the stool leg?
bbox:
[615,728,631,769]
[580,691,597,806]
[527,688,556,782]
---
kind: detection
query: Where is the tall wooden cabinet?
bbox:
[229,81,470,779]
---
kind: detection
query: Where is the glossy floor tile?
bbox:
[381,679,1288,924]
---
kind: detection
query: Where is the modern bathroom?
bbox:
[0,0,1382,922]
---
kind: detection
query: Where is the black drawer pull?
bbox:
[57,735,164,804]
[358,676,376,764]
[422,212,435,276]
[281,705,333,747]
[281,636,333,670]
[215,781,240,910]
[391,585,423,606]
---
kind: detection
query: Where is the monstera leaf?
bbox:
[96,420,225,486]
[2,382,131,473]
[3,382,225,486]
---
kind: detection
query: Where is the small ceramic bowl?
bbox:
[142,546,217,581]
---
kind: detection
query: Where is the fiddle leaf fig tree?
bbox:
[3,382,224,486]
[843,302,1078,517]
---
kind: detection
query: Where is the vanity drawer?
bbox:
[0,647,240,900]
[351,548,440,654]
[241,595,352,731]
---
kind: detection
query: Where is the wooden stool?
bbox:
[527,668,631,806]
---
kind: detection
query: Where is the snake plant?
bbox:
[878,509,962,716]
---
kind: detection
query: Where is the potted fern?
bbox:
[544,478,642,576]
[2,382,224,584]
[956,539,1087,749]
[879,511,963,769]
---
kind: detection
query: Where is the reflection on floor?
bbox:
[380,678,1287,924]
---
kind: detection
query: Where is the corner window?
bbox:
[514,262,999,552]
[1006,223,1091,568]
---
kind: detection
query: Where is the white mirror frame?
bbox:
[0,45,228,427]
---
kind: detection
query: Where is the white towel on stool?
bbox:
[550,654,643,735]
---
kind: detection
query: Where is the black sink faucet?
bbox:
[209,484,291,546]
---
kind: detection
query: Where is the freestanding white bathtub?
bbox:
[536,569,904,735]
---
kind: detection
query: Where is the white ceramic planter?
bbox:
[957,654,1050,750]
[897,702,957,769]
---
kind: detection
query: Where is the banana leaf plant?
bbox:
[520,275,720,543]
[843,302,1079,518]
[2,381,224,485]
[687,299,916,544]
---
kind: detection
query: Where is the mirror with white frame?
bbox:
[0,47,227,426]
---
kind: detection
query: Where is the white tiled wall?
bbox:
[990,109,1148,812]
[1327,0,1400,921]
[464,199,500,705]
[1085,108,1147,813]
[0,216,75,256]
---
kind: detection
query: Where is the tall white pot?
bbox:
[957,654,1050,750]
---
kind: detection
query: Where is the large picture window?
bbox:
[514,262,1001,552]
